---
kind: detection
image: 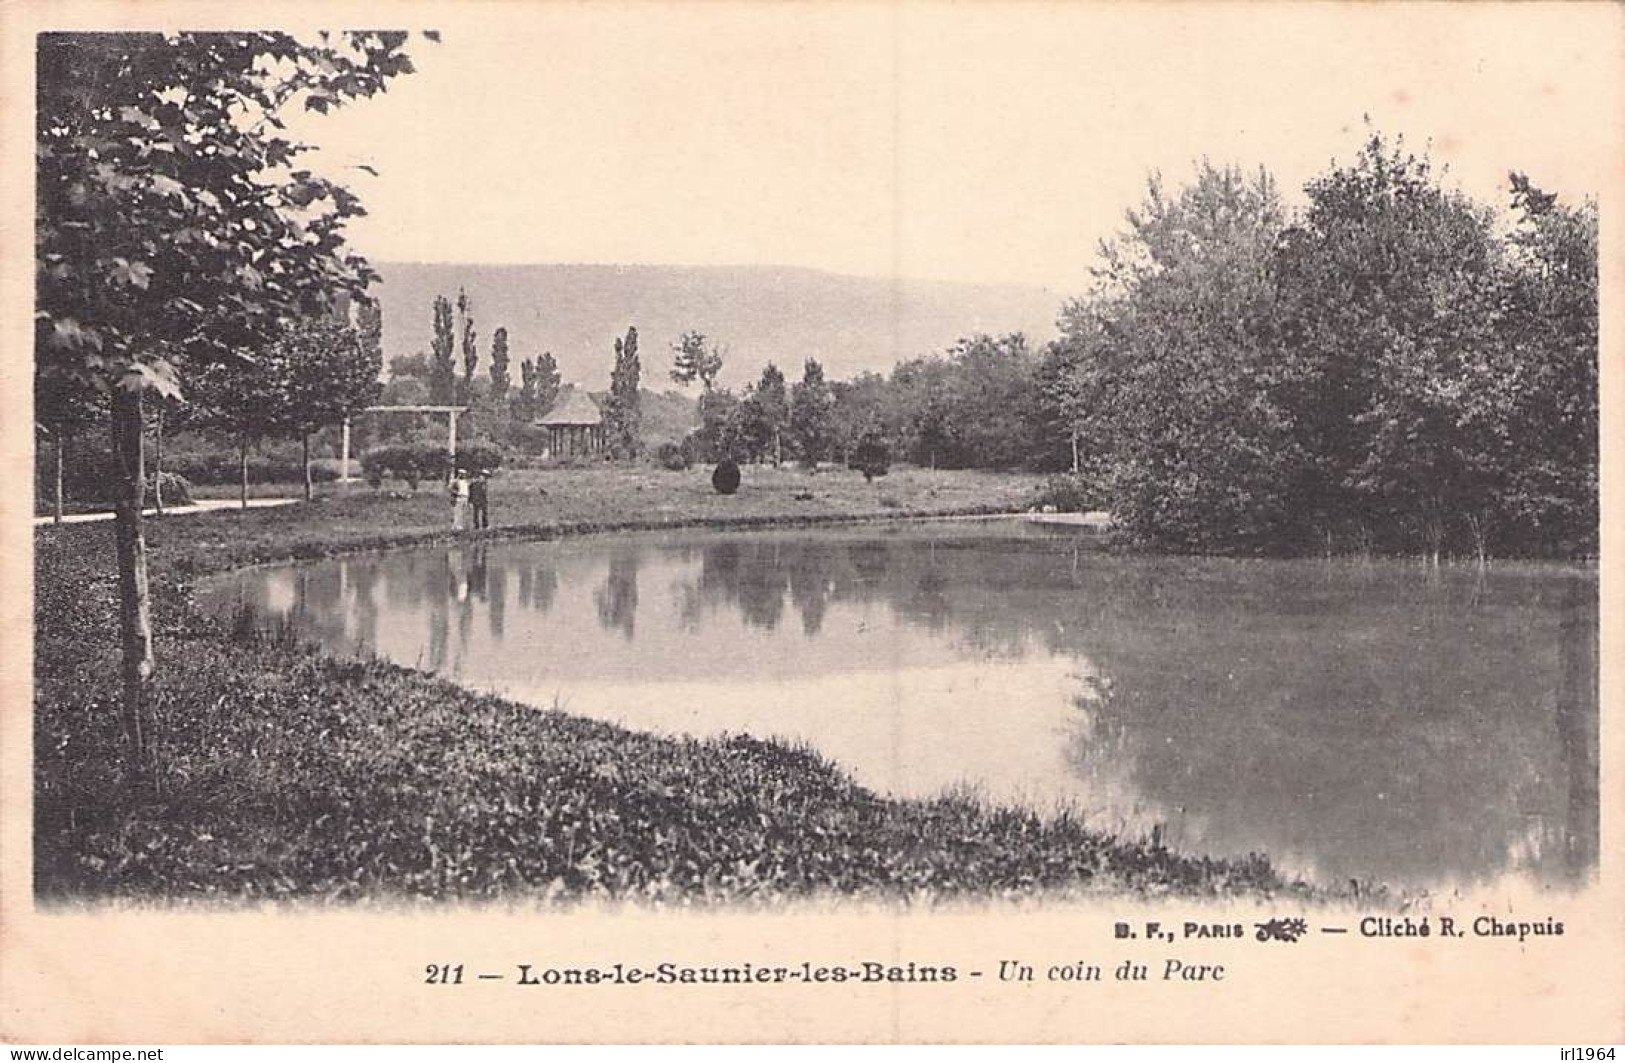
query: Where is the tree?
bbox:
[694,387,742,462]
[1496,173,1598,555]
[35,30,418,754]
[282,302,385,501]
[752,362,789,464]
[514,351,562,423]
[603,326,642,458]
[428,295,456,404]
[1036,311,1107,475]
[532,351,562,417]
[670,329,724,391]
[487,326,511,404]
[187,340,294,510]
[829,372,888,465]
[389,351,430,380]
[1275,135,1506,557]
[34,370,104,523]
[1062,163,1292,550]
[787,358,835,467]
[849,429,891,483]
[456,286,478,405]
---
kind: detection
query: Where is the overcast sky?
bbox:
[289,3,1622,293]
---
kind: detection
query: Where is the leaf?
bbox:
[148,174,184,199]
[109,259,154,290]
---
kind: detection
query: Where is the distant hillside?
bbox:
[372,262,1063,391]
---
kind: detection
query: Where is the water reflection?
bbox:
[197,522,1599,890]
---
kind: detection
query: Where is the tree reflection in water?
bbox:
[199,525,1599,889]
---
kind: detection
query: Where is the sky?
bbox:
[285,2,1624,294]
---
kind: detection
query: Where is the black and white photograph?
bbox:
[4,0,1620,1046]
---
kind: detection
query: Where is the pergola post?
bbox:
[447,409,459,480]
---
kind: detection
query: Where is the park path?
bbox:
[34,498,299,527]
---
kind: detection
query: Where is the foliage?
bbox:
[711,459,741,495]
[280,308,385,438]
[35,31,416,403]
[167,451,340,486]
[734,362,790,464]
[456,287,478,405]
[787,358,835,467]
[454,442,505,476]
[848,431,891,482]
[148,471,193,508]
[428,295,456,404]
[654,441,690,471]
[692,388,742,463]
[515,351,562,423]
[362,442,505,488]
[1039,139,1597,559]
[1032,473,1097,514]
[669,330,724,391]
[603,326,642,458]
[488,327,511,404]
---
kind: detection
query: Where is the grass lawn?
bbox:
[34,462,1309,905]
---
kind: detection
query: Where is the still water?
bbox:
[196,521,1598,890]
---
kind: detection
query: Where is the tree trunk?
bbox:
[109,389,154,758]
[53,434,65,524]
[1070,430,1080,475]
[239,438,249,511]
[152,406,165,515]
[302,432,314,503]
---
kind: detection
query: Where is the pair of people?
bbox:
[448,469,492,531]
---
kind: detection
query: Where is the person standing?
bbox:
[470,469,491,531]
[449,468,469,530]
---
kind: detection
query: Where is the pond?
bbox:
[195,520,1598,891]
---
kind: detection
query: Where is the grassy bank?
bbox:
[35,464,1307,904]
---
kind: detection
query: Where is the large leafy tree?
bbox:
[282,302,385,501]
[1275,136,1509,557]
[1495,173,1598,554]
[187,339,294,509]
[787,358,835,467]
[35,30,419,753]
[1061,163,1292,550]
[737,362,788,464]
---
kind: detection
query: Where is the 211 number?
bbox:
[425,963,464,985]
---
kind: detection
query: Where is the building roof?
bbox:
[536,388,603,427]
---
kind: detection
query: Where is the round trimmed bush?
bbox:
[711,459,741,495]
[655,441,689,471]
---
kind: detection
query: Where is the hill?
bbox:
[372,262,1063,391]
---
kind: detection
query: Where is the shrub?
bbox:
[655,441,689,471]
[711,459,741,495]
[360,443,505,488]
[1034,473,1096,513]
[166,452,338,486]
[453,443,505,476]
[849,432,891,483]
[147,471,193,508]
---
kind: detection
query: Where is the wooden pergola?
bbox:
[339,405,470,482]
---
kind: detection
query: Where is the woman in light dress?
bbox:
[448,468,470,530]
